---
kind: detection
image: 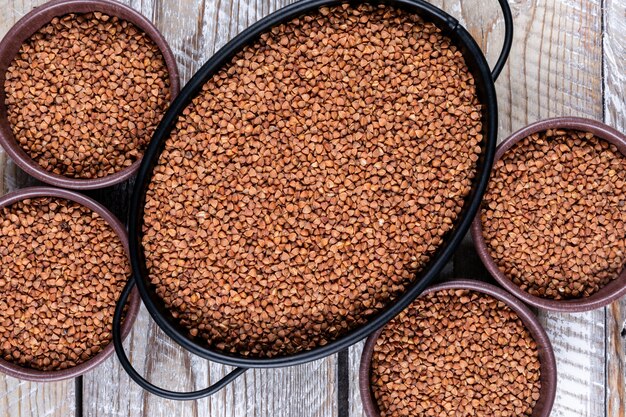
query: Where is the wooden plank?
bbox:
[602,0,626,133]
[538,311,606,417]
[348,342,365,417]
[83,1,337,416]
[0,2,76,417]
[206,354,336,417]
[489,0,604,131]
[348,0,608,416]
[0,377,75,417]
[603,1,626,416]
[607,302,625,417]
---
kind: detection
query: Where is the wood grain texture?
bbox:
[348,342,365,417]
[0,2,76,417]
[0,377,75,417]
[83,1,337,417]
[603,0,625,130]
[84,305,212,417]
[606,301,625,417]
[495,0,604,132]
[603,1,626,416]
[538,311,605,417]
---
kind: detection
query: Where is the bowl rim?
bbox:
[470,116,626,312]
[0,0,180,190]
[358,279,557,417]
[0,186,140,381]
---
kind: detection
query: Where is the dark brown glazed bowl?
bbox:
[471,117,626,312]
[0,0,180,190]
[359,279,557,417]
[0,186,140,381]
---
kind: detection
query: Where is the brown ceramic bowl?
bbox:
[471,117,626,312]
[0,0,180,190]
[359,279,557,417]
[0,186,140,381]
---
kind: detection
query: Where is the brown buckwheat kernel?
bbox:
[482,129,626,299]
[4,12,170,179]
[143,4,483,357]
[372,289,541,417]
[0,197,130,370]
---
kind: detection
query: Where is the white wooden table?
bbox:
[0,0,624,416]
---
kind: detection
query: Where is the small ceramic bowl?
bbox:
[0,0,180,190]
[471,117,626,312]
[0,186,140,381]
[359,279,557,417]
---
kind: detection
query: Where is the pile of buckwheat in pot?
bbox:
[0,197,130,371]
[482,129,626,299]
[143,3,483,357]
[4,12,171,179]
[371,289,542,417]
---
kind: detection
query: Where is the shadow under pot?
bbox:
[359,279,557,417]
[472,117,626,312]
[0,186,139,381]
[0,0,180,190]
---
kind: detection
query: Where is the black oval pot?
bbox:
[113,0,513,400]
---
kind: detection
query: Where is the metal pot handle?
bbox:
[112,277,248,400]
[491,0,513,81]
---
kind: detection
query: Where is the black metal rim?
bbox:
[128,0,500,368]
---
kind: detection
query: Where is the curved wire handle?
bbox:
[491,0,514,81]
[112,277,248,400]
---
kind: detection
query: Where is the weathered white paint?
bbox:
[0,376,75,417]
[538,311,606,417]
[349,342,366,417]
[603,1,626,416]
